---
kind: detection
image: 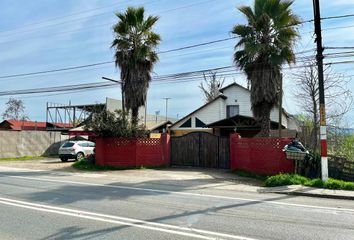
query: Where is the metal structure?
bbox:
[46,102,105,131]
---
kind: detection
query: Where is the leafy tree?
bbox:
[199,71,225,103]
[2,98,28,120]
[232,0,300,137]
[84,108,147,137]
[112,7,161,126]
[294,61,353,151]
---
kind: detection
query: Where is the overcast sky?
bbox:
[1,0,354,125]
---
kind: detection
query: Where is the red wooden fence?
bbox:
[230,134,294,175]
[95,134,170,167]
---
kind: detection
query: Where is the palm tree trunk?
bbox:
[258,105,271,137]
[131,107,139,127]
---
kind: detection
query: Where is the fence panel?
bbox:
[329,156,354,182]
[230,134,294,175]
[95,134,170,167]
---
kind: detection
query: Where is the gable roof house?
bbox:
[169,83,298,137]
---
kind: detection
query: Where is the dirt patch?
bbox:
[0,159,262,187]
[0,158,78,172]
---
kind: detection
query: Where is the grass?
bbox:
[0,156,46,161]
[264,173,354,191]
[72,158,167,171]
[233,170,268,181]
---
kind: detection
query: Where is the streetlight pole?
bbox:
[102,77,125,114]
[313,0,328,181]
[163,98,171,121]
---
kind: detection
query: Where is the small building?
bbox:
[0,120,73,131]
[0,120,47,131]
[147,120,172,133]
[169,82,298,137]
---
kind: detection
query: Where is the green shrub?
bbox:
[306,178,324,188]
[265,173,354,191]
[264,174,308,187]
[84,108,148,138]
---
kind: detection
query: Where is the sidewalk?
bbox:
[259,185,354,200]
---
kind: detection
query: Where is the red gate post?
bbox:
[95,137,105,166]
[161,133,171,166]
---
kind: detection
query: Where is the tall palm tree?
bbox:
[232,0,300,137]
[112,7,161,126]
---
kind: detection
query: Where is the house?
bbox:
[0,120,73,131]
[147,120,172,133]
[169,82,298,137]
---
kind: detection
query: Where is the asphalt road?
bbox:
[0,166,353,240]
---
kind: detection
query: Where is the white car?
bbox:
[58,140,95,162]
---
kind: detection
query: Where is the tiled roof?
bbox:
[7,120,47,128]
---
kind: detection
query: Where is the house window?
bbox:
[195,117,206,128]
[180,118,192,128]
[227,105,239,118]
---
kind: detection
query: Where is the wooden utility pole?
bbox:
[313,0,328,180]
[278,74,283,138]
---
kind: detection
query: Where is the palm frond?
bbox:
[112,6,161,125]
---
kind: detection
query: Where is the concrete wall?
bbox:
[0,131,70,158]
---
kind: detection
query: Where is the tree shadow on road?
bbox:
[0,169,307,240]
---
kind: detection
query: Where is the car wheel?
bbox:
[76,152,84,161]
[60,157,68,162]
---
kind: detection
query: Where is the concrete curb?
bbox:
[259,185,354,200]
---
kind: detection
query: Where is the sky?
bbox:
[1,0,354,125]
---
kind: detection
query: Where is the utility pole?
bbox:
[163,98,171,121]
[313,0,328,181]
[278,74,283,138]
[102,77,124,113]
[155,110,160,123]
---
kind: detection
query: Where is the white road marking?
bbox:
[1,173,353,214]
[0,166,106,178]
[0,196,256,240]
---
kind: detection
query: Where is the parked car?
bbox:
[58,140,95,162]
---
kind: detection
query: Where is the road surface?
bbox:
[0,166,353,240]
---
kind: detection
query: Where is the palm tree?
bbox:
[232,0,300,137]
[112,7,161,126]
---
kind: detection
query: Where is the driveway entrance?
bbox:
[171,132,230,169]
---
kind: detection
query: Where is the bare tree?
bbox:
[2,98,28,120]
[293,61,353,150]
[199,71,225,103]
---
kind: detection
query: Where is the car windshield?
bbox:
[62,142,75,148]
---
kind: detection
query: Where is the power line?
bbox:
[0,61,114,79]
[0,2,127,34]
[0,0,214,39]
[0,61,351,97]
[322,13,354,21]
[159,37,237,54]
[0,0,159,38]
[0,45,315,80]
[2,60,346,97]
[325,46,354,50]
